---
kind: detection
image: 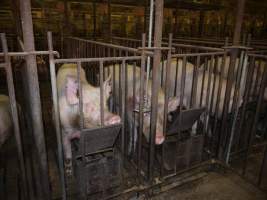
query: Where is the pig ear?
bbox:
[103,74,112,97]
[66,75,79,105]
[168,97,179,112]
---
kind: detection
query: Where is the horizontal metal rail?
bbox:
[54,56,143,64]
[172,51,226,58]
[0,50,59,57]
[68,37,154,56]
[248,53,267,59]
[112,36,223,52]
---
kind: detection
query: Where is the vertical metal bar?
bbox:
[107,0,112,42]
[162,34,172,175]
[1,33,29,200]
[146,0,154,97]
[242,61,267,175]
[204,55,213,133]
[47,32,66,200]
[233,0,246,45]
[225,51,248,163]
[112,63,116,112]
[121,60,126,160]
[99,61,104,126]
[218,48,238,159]
[190,55,200,108]
[215,52,227,156]
[148,0,164,181]
[138,34,146,179]
[237,57,255,150]
[19,0,51,199]
[258,145,267,186]
[77,61,84,129]
[174,57,179,97]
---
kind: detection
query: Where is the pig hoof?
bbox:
[65,159,73,176]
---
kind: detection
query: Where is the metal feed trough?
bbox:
[72,124,122,199]
[167,107,206,135]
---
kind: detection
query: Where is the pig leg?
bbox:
[63,130,81,176]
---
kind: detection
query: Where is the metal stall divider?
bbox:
[0,33,28,200]
[0,33,59,199]
[48,31,159,199]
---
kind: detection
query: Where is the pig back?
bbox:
[0,95,12,147]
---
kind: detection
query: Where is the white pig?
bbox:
[104,64,180,153]
[0,95,12,148]
[57,64,121,165]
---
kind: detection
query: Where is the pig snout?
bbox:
[155,132,165,145]
[105,115,121,125]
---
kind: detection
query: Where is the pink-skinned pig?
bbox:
[57,64,121,164]
[0,95,12,148]
[104,64,179,154]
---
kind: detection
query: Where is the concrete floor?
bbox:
[152,171,266,200]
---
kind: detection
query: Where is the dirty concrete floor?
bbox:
[152,171,266,200]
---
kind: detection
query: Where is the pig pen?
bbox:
[1,31,267,200]
[59,33,267,198]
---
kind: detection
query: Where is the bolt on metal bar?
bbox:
[1,33,29,200]
[47,32,66,200]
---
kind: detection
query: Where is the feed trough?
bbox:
[167,107,206,135]
[72,124,122,199]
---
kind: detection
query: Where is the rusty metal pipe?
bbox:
[47,32,66,200]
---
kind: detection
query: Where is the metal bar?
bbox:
[99,61,104,126]
[214,53,227,156]
[138,34,146,180]
[77,61,84,128]
[190,55,200,108]
[54,56,142,64]
[258,145,267,186]
[0,51,59,57]
[162,34,172,175]
[218,48,238,159]
[242,61,267,175]
[68,37,153,55]
[233,0,246,45]
[47,32,66,200]
[172,51,226,58]
[237,57,255,150]
[121,60,126,161]
[148,0,164,181]
[19,0,51,199]
[225,51,248,163]
[1,33,29,199]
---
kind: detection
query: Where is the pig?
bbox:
[104,64,180,154]
[200,56,240,79]
[159,58,238,135]
[57,64,121,170]
[0,95,12,148]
